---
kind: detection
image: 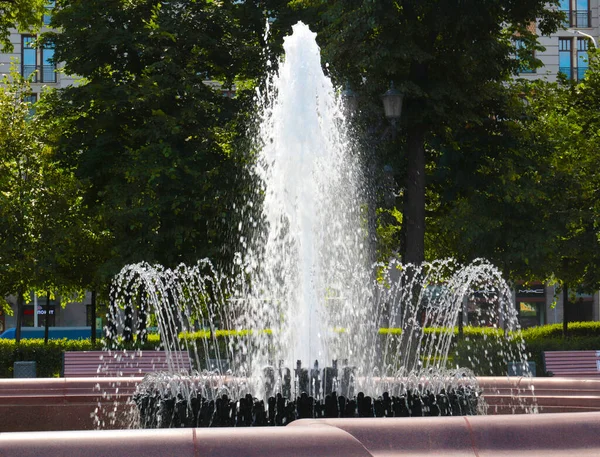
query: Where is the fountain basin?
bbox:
[2,412,600,456]
[3,376,600,432]
[0,377,138,431]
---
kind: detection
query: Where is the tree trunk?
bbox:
[562,284,569,338]
[458,307,464,341]
[122,281,134,344]
[91,290,97,346]
[44,291,50,344]
[106,287,118,346]
[403,124,426,265]
[137,284,147,345]
[15,290,24,343]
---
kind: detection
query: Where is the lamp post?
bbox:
[381,81,403,128]
[567,29,597,48]
[567,30,596,80]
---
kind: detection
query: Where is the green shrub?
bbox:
[454,336,525,376]
[521,322,600,339]
[2,323,599,378]
[0,339,99,377]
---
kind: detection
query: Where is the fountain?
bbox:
[100,22,528,426]
[2,21,600,456]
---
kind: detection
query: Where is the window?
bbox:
[577,38,589,79]
[24,93,37,117]
[21,35,37,82]
[43,1,55,26]
[24,93,37,104]
[560,0,571,27]
[575,0,590,28]
[559,38,573,79]
[514,39,536,74]
[570,293,594,321]
[517,302,544,328]
[23,303,56,327]
[41,42,56,83]
[515,283,546,328]
[21,35,57,83]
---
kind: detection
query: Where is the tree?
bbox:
[0,66,104,341]
[299,0,563,265]
[426,81,567,279]
[42,0,270,277]
[0,0,46,52]
[427,49,600,334]
[523,57,600,334]
[0,71,55,339]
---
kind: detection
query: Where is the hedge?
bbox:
[0,339,98,378]
[1,322,599,378]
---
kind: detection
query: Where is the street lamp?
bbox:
[381,81,403,128]
[567,30,597,80]
[567,29,597,48]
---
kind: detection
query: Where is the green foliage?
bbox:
[521,322,600,339]
[427,88,563,278]
[2,323,600,377]
[429,44,600,290]
[0,338,98,377]
[520,322,600,376]
[40,0,270,277]
[0,71,41,297]
[453,322,600,376]
[454,335,524,376]
[293,0,562,263]
[312,0,561,127]
[0,69,105,320]
[0,0,46,52]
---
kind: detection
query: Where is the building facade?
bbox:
[1,292,104,334]
[514,283,600,328]
[0,15,76,102]
[519,0,600,82]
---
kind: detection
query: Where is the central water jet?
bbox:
[242,21,371,373]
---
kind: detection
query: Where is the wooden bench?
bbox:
[543,350,600,377]
[63,350,192,377]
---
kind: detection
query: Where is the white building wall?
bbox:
[520,0,600,82]
[0,26,78,93]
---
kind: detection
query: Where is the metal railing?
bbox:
[518,64,536,74]
[575,10,591,28]
[561,9,571,27]
[558,66,589,80]
[561,9,591,27]
[559,66,573,80]
[21,65,57,83]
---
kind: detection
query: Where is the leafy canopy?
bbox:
[42,0,269,276]
[0,0,47,52]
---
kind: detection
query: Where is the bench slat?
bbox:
[63,350,191,378]
[544,350,600,377]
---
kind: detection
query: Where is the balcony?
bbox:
[574,10,591,28]
[21,65,57,83]
[558,66,589,81]
[518,64,536,74]
[561,9,571,27]
[559,66,572,79]
[561,9,591,28]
